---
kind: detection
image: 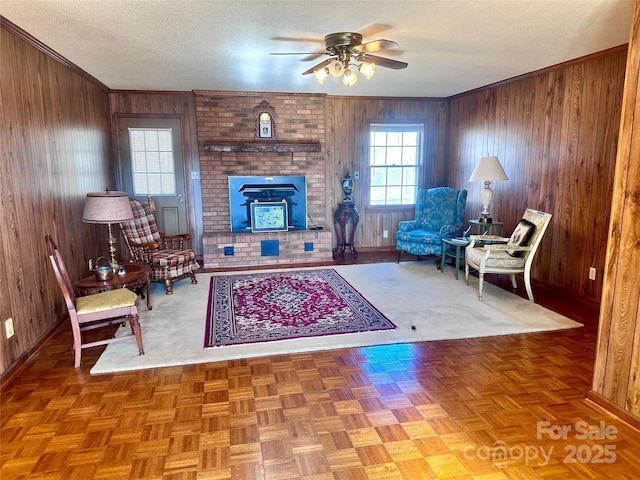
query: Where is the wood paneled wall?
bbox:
[109,92,203,255]
[0,22,112,375]
[591,0,640,423]
[447,47,627,303]
[325,97,450,249]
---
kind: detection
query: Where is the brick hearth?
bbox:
[203,230,333,268]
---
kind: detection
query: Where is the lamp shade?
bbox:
[82,191,133,223]
[468,156,508,182]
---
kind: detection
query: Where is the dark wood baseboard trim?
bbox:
[355,246,397,253]
[0,317,67,391]
[530,277,600,310]
[586,390,640,432]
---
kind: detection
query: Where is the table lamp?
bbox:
[82,190,134,272]
[468,156,508,222]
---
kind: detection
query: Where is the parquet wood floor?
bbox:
[2,253,639,479]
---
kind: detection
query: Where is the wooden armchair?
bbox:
[120,198,199,294]
[464,209,552,301]
[45,235,144,368]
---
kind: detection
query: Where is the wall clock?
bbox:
[254,101,276,140]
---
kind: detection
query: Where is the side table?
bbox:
[75,263,152,310]
[464,219,504,237]
[440,237,470,280]
[333,202,359,258]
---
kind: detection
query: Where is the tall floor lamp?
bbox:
[468,156,508,222]
[82,190,134,272]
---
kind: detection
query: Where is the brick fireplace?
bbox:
[195,92,333,268]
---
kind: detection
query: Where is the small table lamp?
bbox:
[82,190,134,272]
[468,156,508,222]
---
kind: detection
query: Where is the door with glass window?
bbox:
[118,117,187,235]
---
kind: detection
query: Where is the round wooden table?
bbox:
[75,263,152,310]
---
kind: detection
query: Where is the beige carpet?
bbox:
[90,262,582,374]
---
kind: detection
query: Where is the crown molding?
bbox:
[1,15,109,92]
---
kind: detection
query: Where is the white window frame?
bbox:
[368,123,423,207]
[128,127,177,196]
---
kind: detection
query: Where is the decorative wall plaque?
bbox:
[254,101,276,140]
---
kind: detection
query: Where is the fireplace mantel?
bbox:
[204,141,321,153]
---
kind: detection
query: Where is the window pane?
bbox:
[146,152,160,172]
[160,152,174,172]
[402,186,418,204]
[158,130,173,150]
[387,132,402,146]
[403,132,418,146]
[131,131,145,151]
[387,167,402,186]
[147,174,162,195]
[386,147,402,165]
[132,151,146,172]
[133,174,147,195]
[161,174,176,194]
[386,187,402,205]
[403,167,416,185]
[370,187,387,205]
[144,130,159,150]
[371,147,386,166]
[371,167,386,186]
[402,148,417,165]
[372,132,386,146]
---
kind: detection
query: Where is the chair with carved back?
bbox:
[45,234,144,368]
[120,196,199,294]
[464,209,552,301]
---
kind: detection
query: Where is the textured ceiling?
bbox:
[0,0,633,97]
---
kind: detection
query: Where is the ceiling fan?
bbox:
[271,32,408,86]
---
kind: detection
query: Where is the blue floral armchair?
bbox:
[395,187,467,262]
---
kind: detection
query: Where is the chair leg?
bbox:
[478,273,485,301]
[509,274,517,290]
[190,270,198,285]
[396,250,402,263]
[524,275,535,302]
[164,278,173,295]
[70,320,82,369]
[465,263,469,284]
[129,314,145,355]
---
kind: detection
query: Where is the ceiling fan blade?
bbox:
[301,58,333,76]
[355,39,399,53]
[361,54,408,70]
[270,52,329,62]
[269,52,322,55]
[358,24,393,39]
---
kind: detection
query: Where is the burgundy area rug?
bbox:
[204,269,396,347]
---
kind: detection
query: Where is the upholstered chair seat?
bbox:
[465,248,526,269]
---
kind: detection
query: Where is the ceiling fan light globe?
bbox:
[343,69,358,86]
[314,67,329,84]
[329,60,344,77]
[359,62,375,79]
